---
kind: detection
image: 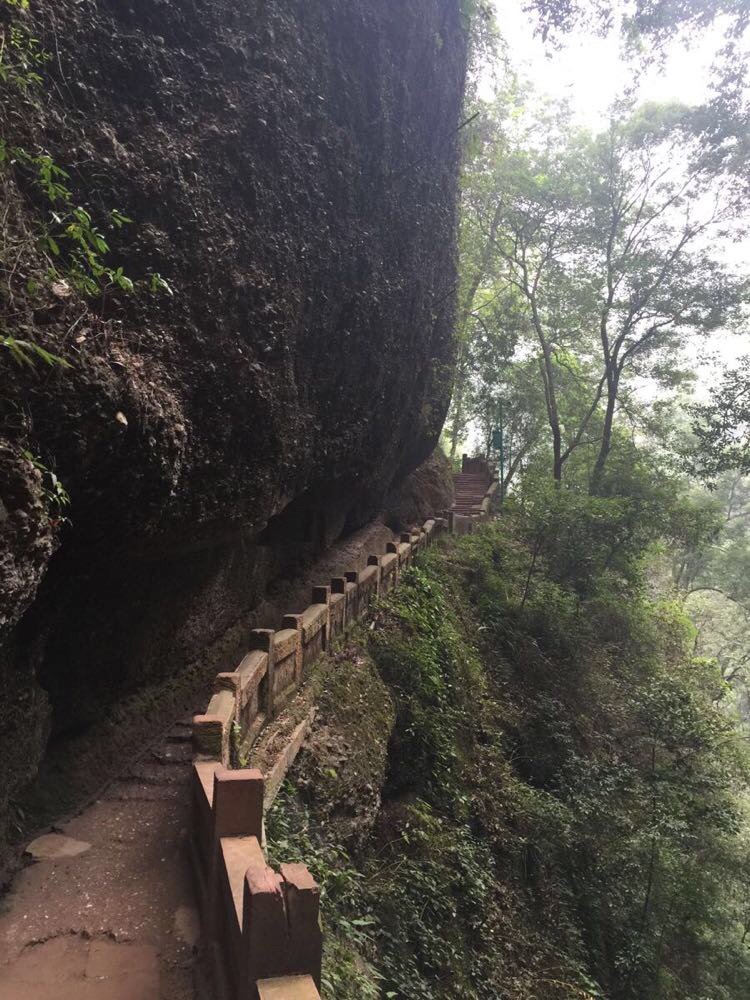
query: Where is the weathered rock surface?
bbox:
[294,644,396,849]
[382,447,456,530]
[0,0,465,855]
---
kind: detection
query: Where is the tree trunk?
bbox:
[590,366,619,493]
[541,350,563,482]
[553,434,563,482]
[448,203,503,459]
[448,356,466,460]
[503,435,534,492]
[520,531,544,610]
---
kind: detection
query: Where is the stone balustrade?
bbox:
[190,515,449,997]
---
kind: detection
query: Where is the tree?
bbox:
[526,0,750,198]
[526,0,750,50]
[673,472,750,604]
[668,472,750,712]
[468,348,547,490]
[691,356,750,480]
[460,96,746,486]
[689,590,750,700]
[447,89,517,459]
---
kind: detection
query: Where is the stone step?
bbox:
[103,781,186,802]
[127,760,192,786]
[151,742,194,764]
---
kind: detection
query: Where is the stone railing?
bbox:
[192,762,322,1000]
[191,516,448,999]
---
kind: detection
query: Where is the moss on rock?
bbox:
[298,635,396,849]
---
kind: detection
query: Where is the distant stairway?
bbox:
[451,456,492,516]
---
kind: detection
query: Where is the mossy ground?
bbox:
[266,537,593,999]
[266,518,750,1000]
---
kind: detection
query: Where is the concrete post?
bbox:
[331,576,347,630]
[280,864,323,989]
[213,767,264,841]
[281,614,305,687]
[311,586,331,651]
[367,555,382,598]
[242,864,288,998]
[250,629,276,720]
[344,570,360,620]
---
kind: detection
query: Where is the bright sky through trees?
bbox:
[491,4,734,129]
[480,1,749,389]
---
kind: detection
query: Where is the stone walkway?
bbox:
[0,717,200,1000]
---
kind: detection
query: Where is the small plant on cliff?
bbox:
[0,138,139,305]
[0,0,173,373]
[0,142,137,297]
[0,332,68,367]
[0,0,47,91]
[22,449,70,521]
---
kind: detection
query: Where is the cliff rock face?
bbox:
[382,448,455,530]
[0,0,466,844]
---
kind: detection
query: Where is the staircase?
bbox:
[451,456,492,516]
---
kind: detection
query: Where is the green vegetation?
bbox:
[690,363,750,481]
[4,0,750,992]
[1,0,127,322]
[267,473,750,997]
[21,450,70,521]
[267,787,382,1000]
[266,642,393,1000]
[425,37,750,993]
[448,90,746,486]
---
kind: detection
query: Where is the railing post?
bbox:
[344,570,360,620]
[213,767,264,841]
[311,585,331,651]
[331,576,347,632]
[250,628,276,720]
[367,555,382,599]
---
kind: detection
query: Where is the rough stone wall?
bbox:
[0,0,466,850]
[382,447,456,529]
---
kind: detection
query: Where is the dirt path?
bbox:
[0,519,398,999]
[0,716,200,1000]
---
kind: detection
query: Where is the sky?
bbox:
[482,1,749,386]
[489,4,732,129]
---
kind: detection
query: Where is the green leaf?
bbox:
[150,272,174,296]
